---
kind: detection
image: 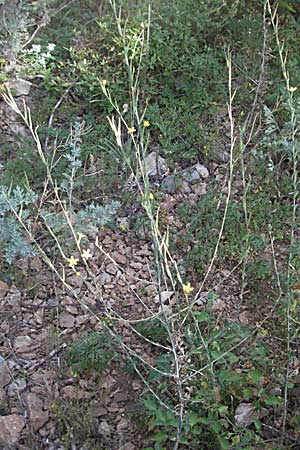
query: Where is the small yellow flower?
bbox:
[182,282,194,295]
[149,192,154,200]
[81,248,93,260]
[67,256,79,268]
[128,127,136,134]
[75,271,81,277]
[119,223,128,232]
[288,86,297,93]
[143,120,150,127]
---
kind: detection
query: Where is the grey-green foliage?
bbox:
[60,121,84,207]
[41,200,120,236]
[262,101,300,167]
[0,1,30,59]
[0,185,37,263]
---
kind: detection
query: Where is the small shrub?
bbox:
[67,331,116,375]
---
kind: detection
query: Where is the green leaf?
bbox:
[194,310,210,322]
[219,436,231,450]
[264,395,283,406]
[144,398,158,412]
[253,417,261,431]
[243,388,252,399]
[279,0,296,13]
[153,431,168,443]
[186,411,201,427]
[219,369,241,383]
[248,369,263,384]
[227,352,239,363]
[218,405,228,416]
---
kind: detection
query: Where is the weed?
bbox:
[67,331,116,375]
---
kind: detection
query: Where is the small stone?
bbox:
[180,180,192,194]
[98,272,112,285]
[25,393,49,431]
[62,386,92,400]
[117,417,129,432]
[99,375,115,390]
[0,280,9,299]
[98,420,111,437]
[145,151,168,178]
[91,405,107,417]
[194,163,209,179]
[6,288,21,307]
[145,284,157,296]
[111,252,127,265]
[130,261,143,270]
[239,311,250,324]
[0,414,24,446]
[106,263,117,275]
[65,305,78,315]
[192,183,207,196]
[0,360,10,388]
[68,273,84,288]
[154,290,174,304]
[7,378,27,395]
[211,299,226,312]
[59,312,75,328]
[14,335,36,354]
[102,236,114,246]
[30,257,42,272]
[120,443,135,450]
[6,78,32,96]
[182,163,209,183]
[76,314,89,326]
[161,175,182,194]
[234,403,255,427]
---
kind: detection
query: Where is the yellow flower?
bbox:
[143,120,150,127]
[128,127,136,134]
[81,248,93,260]
[75,271,81,277]
[149,192,154,200]
[67,256,79,268]
[119,223,128,232]
[288,86,297,93]
[182,282,194,295]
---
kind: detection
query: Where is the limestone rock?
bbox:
[106,263,117,275]
[0,359,10,388]
[14,335,36,354]
[154,290,174,304]
[7,378,27,396]
[0,414,25,446]
[234,403,255,427]
[182,163,209,183]
[211,298,226,313]
[25,392,49,431]
[0,280,9,299]
[144,151,168,178]
[62,386,92,400]
[98,420,111,437]
[6,78,32,96]
[98,272,112,285]
[120,443,135,450]
[59,312,75,328]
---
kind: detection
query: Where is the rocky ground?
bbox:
[1,77,294,449]
[0,83,237,449]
